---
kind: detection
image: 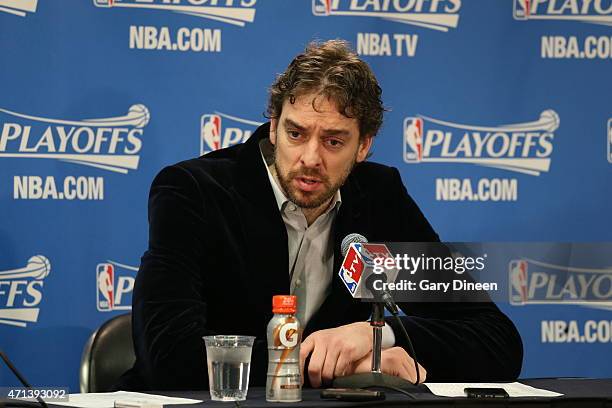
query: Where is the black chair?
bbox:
[80,313,135,392]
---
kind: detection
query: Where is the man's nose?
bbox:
[300,138,322,168]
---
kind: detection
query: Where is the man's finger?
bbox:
[334,352,351,378]
[299,335,315,383]
[397,359,413,382]
[400,352,427,384]
[401,353,426,384]
[320,344,340,385]
[300,335,315,359]
[414,362,427,384]
[307,342,327,388]
[379,348,412,382]
[400,355,416,382]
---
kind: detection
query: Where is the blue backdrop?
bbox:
[1,0,611,391]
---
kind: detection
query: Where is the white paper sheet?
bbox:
[425,382,563,398]
[58,391,202,408]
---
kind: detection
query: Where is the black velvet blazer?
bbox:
[117,123,523,391]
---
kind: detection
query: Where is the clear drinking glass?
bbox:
[203,335,255,401]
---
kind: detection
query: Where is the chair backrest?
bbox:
[80,313,135,393]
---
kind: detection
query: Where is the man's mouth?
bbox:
[295,176,322,192]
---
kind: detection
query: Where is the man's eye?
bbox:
[327,139,343,147]
[287,131,300,139]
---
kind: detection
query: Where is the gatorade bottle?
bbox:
[266,295,301,402]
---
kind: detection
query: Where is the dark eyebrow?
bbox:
[322,128,350,137]
[284,118,350,137]
[283,118,306,132]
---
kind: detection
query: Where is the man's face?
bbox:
[270,93,372,210]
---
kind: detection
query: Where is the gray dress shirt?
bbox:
[260,139,394,347]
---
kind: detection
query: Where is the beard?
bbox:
[273,149,357,210]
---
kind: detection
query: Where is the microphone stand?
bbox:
[0,350,48,408]
[332,302,419,391]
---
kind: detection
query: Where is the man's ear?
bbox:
[356,135,373,163]
[270,118,278,145]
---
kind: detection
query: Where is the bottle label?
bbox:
[279,321,299,348]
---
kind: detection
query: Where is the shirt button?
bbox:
[295,279,301,286]
[289,204,296,211]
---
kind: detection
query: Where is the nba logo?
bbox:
[200,114,222,155]
[312,0,337,15]
[513,0,531,19]
[97,263,114,311]
[340,245,365,295]
[607,119,612,163]
[509,260,528,305]
[403,117,423,163]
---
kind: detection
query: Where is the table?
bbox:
[160,379,612,407]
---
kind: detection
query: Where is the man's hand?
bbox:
[352,347,427,384]
[300,322,372,388]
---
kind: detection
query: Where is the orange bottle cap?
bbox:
[272,295,297,314]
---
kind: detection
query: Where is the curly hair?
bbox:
[267,40,384,138]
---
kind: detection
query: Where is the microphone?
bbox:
[339,234,399,314]
[341,233,368,257]
[334,234,421,390]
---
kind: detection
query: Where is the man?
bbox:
[118,40,522,391]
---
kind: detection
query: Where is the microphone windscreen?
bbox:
[341,233,368,257]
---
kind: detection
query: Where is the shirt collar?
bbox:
[259,138,342,214]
